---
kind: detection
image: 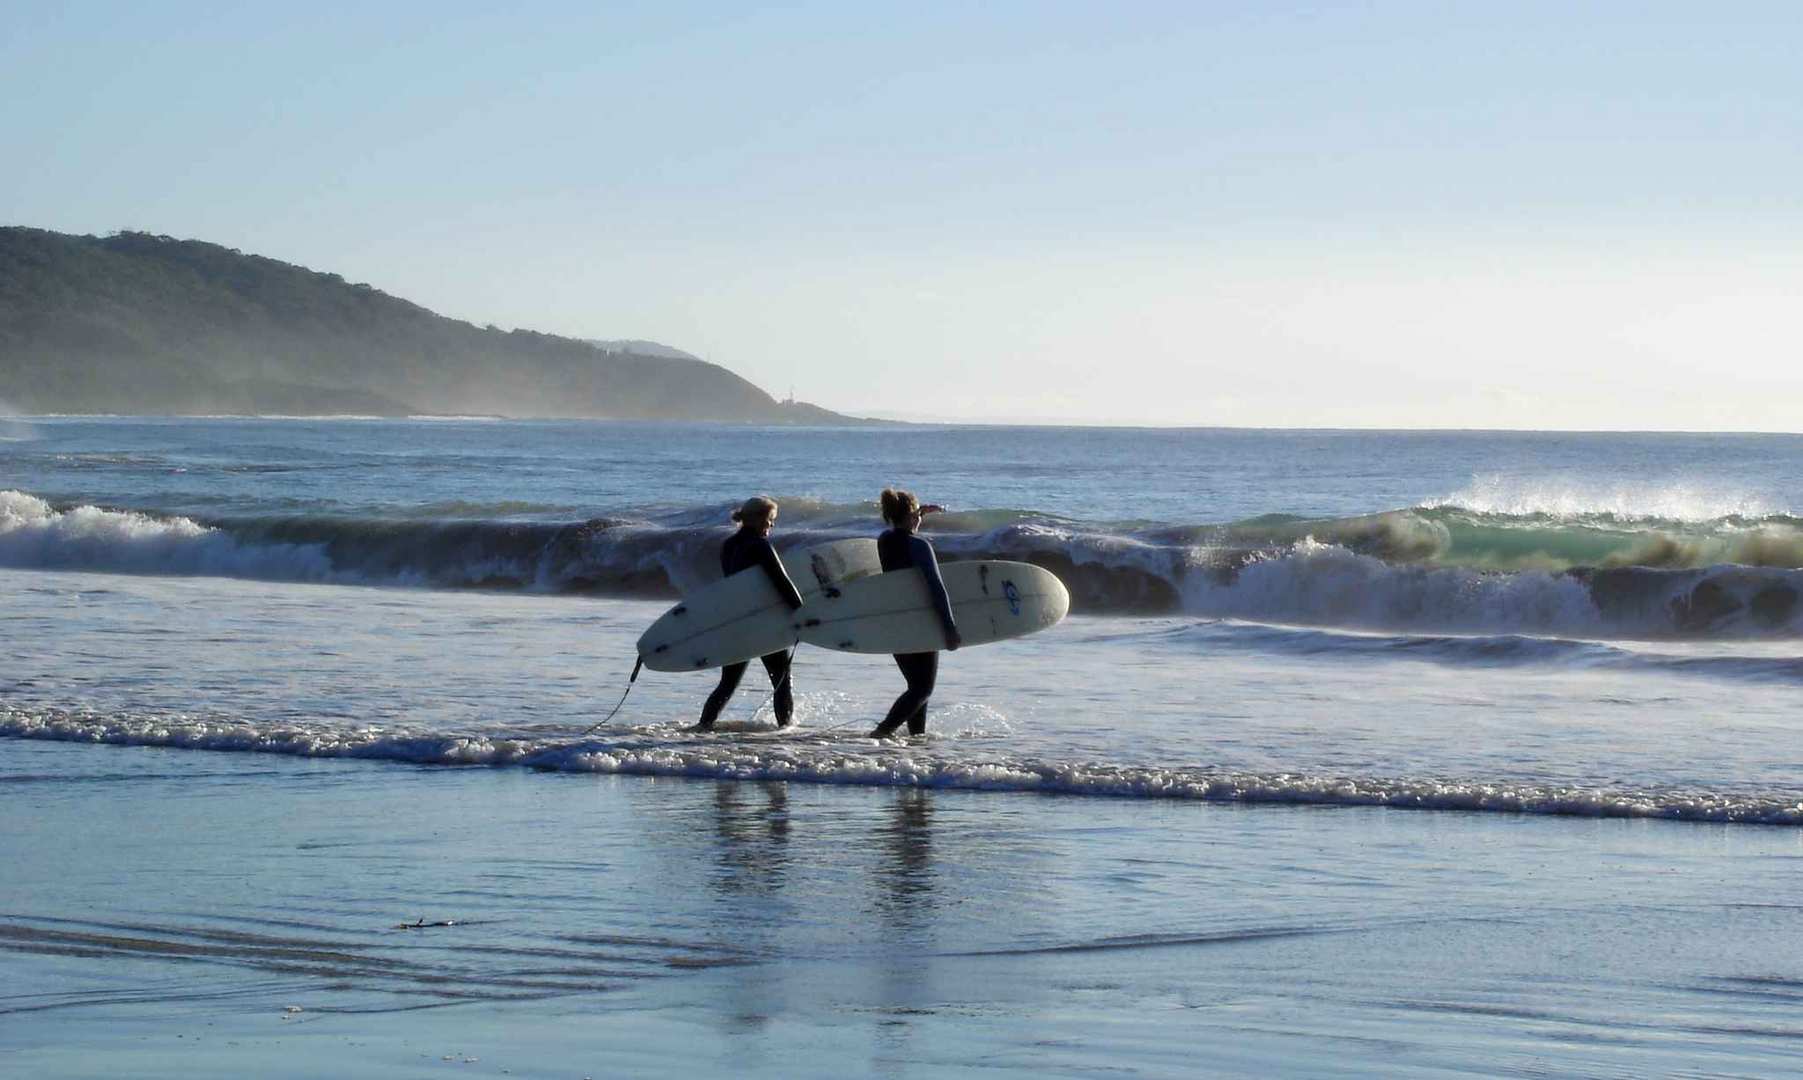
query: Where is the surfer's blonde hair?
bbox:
[880,488,920,526]
[731,495,778,524]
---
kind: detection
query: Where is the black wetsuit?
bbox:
[871,528,958,736]
[698,529,804,728]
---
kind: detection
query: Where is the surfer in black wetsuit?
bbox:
[869,488,961,738]
[698,496,805,730]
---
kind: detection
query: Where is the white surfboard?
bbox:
[637,538,881,672]
[794,560,1069,654]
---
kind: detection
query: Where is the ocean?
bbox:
[5,417,1803,1076]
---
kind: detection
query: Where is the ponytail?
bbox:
[880,487,919,526]
[732,495,778,524]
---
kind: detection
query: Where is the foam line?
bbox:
[6,708,1801,826]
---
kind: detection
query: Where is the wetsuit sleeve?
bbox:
[910,536,957,635]
[756,538,805,610]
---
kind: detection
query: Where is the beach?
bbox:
[8,735,1803,1078]
[6,418,1803,1075]
[11,3,1803,1071]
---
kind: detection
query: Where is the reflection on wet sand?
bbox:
[874,786,936,929]
[707,780,793,1035]
[870,786,938,1074]
[710,780,791,899]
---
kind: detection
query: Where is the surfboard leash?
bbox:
[740,639,801,725]
[582,639,797,738]
[581,657,644,735]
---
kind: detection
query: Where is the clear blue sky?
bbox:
[6,2,1801,426]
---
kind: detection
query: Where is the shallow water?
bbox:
[6,418,1803,1073]
[7,738,1803,1078]
[5,568,1801,821]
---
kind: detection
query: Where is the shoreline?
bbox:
[9,717,1803,826]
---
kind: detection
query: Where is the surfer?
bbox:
[869,488,961,738]
[698,496,805,729]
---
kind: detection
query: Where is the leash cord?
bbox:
[739,640,800,724]
[581,657,643,734]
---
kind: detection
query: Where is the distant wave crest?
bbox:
[4,489,1802,638]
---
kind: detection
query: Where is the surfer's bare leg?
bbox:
[872,651,937,736]
[699,661,750,728]
[759,650,794,726]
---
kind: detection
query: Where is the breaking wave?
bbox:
[5,706,1800,826]
[4,489,1803,638]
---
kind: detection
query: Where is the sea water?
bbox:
[6,418,1802,820]
[5,418,1803,1075]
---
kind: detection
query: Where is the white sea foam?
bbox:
[1182,538,1607,634]
[3,487,1796,637]
[6,707,1798,825]
[0,491,337,581]
[1429,474,1779,522]
[4,484,1800,637]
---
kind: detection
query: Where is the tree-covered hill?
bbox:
[0,227,855,421]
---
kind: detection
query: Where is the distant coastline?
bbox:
[0,227,880,424]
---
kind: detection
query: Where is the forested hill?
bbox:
[0,228,856,421]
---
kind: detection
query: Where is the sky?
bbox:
[5,1,1802,428]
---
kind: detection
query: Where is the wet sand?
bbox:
[6,736,1803,1077]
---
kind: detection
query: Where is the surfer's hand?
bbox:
[945,627,962,651]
